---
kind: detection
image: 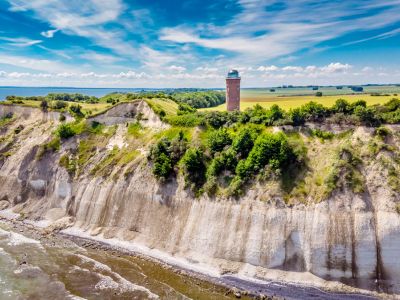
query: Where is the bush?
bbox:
[165,113,204,127]
[375,126,390,138]
[235,132,292,180]
[315,92,323,97]
[332,99,351,114]
[232,127,257,157]
[40,100,49,112]
[57,123,76,139]
[52,100,68,110]
[149,133,187,180]
[207,128,232,153]
[353,106,380,126]
[69,104,84,118]
[153,153,173,179]
[181,148,206,190]
[289,108,306,126]
[310,129,334,140]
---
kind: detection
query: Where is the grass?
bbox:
[90,146,140,178]
[200,94,396,111]
[1,99,111,115]
[145,98,179,115]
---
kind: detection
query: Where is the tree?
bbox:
[232,127,257,157]
[289,108,306,126]
[207,128,232,153]
[315,92,323,97]
[181,148,206,189]
[333,99,351,114]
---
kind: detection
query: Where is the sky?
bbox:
[0,0,400,88]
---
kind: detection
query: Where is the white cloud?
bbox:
[0,54,75,73]
[257,65,279,72]
[282,66,303,72]
[0,37,42,47]
[168,65,186,72]
[160,1,400,64]
[40,29,59,38]
[6,0,136,57]
[320,62,352,73]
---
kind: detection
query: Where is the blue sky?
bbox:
[0,0,400,87]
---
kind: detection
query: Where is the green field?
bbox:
[202,86,400,111]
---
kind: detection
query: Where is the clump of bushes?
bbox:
[57,123,76,139]
[148,131,187,180]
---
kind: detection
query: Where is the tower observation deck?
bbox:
[226,70,240,111]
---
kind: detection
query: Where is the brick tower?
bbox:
[226,69,241,111]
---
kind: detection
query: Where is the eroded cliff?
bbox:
[0,103,399,296]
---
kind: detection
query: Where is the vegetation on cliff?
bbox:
[2,92,400,205]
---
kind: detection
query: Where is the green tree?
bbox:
[207,128,232,153]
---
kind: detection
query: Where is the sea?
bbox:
[0,87,161,101]
[0,224,232,300]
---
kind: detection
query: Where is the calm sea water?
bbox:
[0,225,233,300]
[0,87,160,101]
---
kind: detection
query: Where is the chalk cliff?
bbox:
[0,103,399,295]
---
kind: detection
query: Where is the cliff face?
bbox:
[1,103,400,294]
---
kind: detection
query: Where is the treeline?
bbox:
[171,91,225,108]
[163,98,400,128]
[6,93,99,103]
[125,90,225,108]
[149,127,300,197]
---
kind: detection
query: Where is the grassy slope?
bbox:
[145,98,179,115]
[0,99,112,115]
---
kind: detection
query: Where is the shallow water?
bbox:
[0,226,235,300]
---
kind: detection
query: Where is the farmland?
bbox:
[201,85,400,111]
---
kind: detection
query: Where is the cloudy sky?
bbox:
[0,0,400,88]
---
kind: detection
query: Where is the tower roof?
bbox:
[227,69,240,79]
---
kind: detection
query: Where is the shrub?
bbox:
[57,123,76,139]
[59,114,66,122]
[40,100,49,112]
[177,103,196,115]
[289,108,306,126]
[315,92,323,97]
[165,113,203,127]
[232,127,257,157]
[310,129,334,140]
[332,99,351,114]
[153,153,173,179]
[52,100,68,110]
[181,148,206,191]
[207,128,232,153]
[235,132,293,180]
[353,106,380,126]
[149,134,187,180]
[69,104,84,118]
[375,126,390,138]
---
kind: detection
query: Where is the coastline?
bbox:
[0,212,384,300]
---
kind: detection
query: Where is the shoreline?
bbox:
[0,213,385,300]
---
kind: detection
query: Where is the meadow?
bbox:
[201,85,400,111]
